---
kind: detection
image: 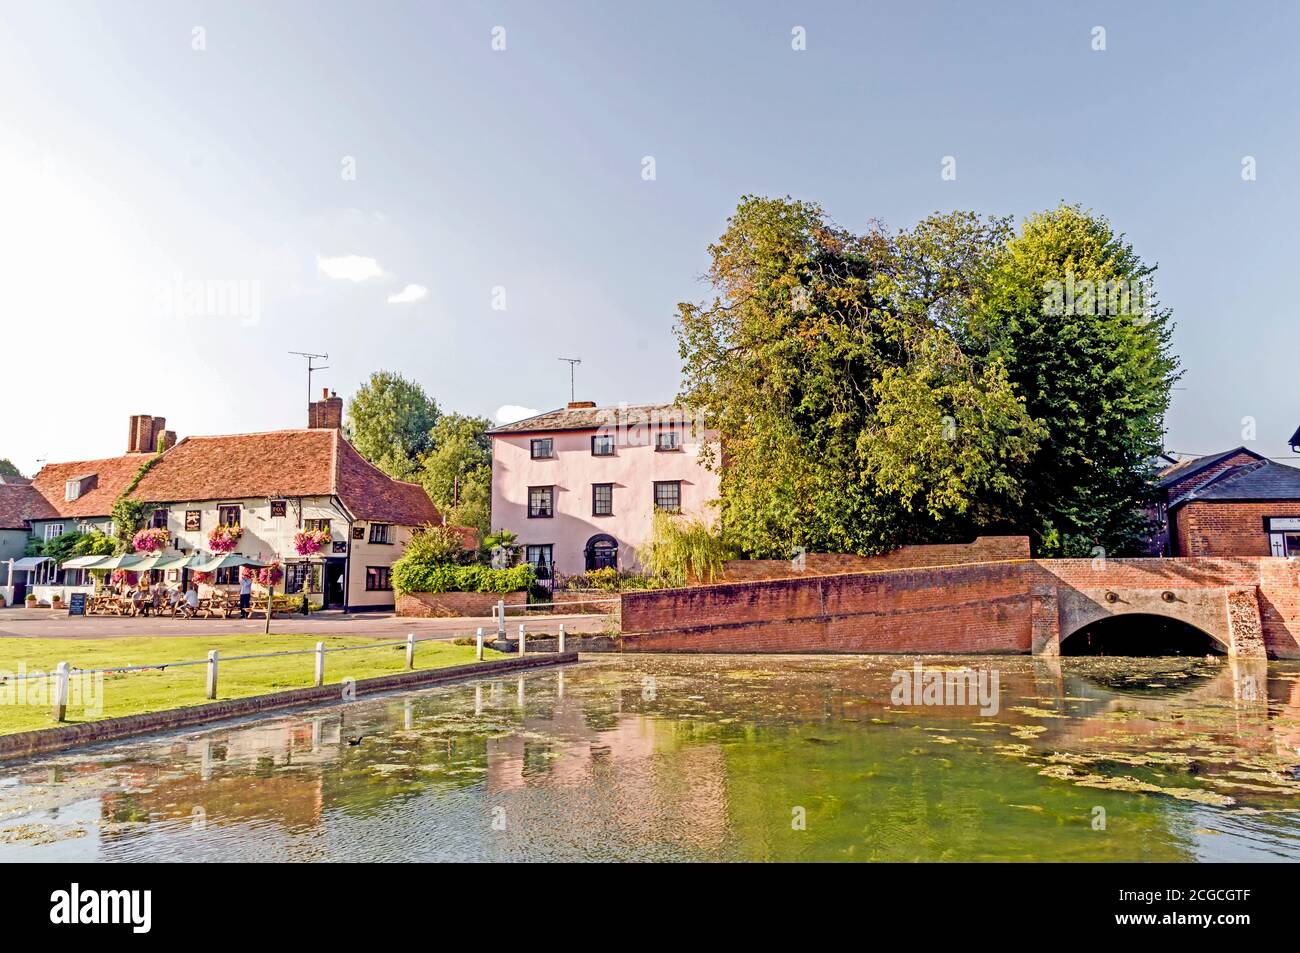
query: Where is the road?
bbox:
[0,608,608,640]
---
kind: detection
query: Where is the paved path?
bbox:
[0,608,608,640]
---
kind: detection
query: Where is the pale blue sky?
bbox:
[2,1,1298,475]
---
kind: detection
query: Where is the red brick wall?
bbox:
[621,561,1034,654]
[397,590,526,618]
[720,536,1030,582]
[620,556,1300,658]
[1172,501,1291,557]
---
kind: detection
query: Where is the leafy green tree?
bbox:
[345,371,441,480]
[0,459,25,482]
[676,197,1041,557]
[972,204,1179,554]
[419,413,492,533]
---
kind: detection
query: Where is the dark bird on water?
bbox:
[347,735,367,747]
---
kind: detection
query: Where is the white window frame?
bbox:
[44,523,65,541]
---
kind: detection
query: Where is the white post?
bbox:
[53,661,70,722]
[496,599,506,640]
[518,623,526,656]
[206,649,219,700]
[314,642,325,687]
[475,627,484,661]
[406,632,416,669]
[558,623,566,654]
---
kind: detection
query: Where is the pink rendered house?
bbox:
[488,402,721,578]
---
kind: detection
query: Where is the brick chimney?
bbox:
[309,388,344,430]
[128,415,171,453]
[567,401,596,409]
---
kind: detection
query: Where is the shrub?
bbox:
[564,567,666,591]
[404,524,475,566]
[392,558,534,594]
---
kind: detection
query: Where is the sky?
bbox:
[2,1,1299,475]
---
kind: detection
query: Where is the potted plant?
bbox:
[132,527,171,553]
[25,593,37,608]
[293,527,330,556]
[208,523,243,553]
[255,561,284,589]
[0,594,6,608]
[51,593,63,608]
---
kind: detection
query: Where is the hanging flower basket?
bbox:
[132,527,171,553]
[110,569,139,587]
[208,523,243,553]
[256,561,284,588]
[293,528,331,556]
[190,572,212,585]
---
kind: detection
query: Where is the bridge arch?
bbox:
[1060,613,1227,656]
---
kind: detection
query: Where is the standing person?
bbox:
[238,570,253,618]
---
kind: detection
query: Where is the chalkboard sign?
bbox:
[67,592,87,617]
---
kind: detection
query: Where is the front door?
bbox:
[584,535,618,571]
[323,560,346,609]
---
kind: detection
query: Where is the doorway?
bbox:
[323,559,346,609]
[584,534,618,571]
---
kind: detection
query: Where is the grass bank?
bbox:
[0,634,506,735]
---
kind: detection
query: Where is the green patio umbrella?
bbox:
[59,554,113,570]
[132,551,198,571]
[189,554,267,574]
[91,553,146,571]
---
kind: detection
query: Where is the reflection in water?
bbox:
[1,656,1299,862]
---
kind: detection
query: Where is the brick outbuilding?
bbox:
[1155,447,1300,556]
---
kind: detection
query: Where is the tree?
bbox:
[972,204,1179,555]
[345,371,440,480]
[419,413,493,533]
[675,196,1041,557]
[0,459,25,482]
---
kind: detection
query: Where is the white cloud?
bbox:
[316,254,383,282]
[495,405,540,425]
[387,283,428,304]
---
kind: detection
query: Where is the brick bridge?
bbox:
[619,547,1299,659]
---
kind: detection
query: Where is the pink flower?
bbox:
[256,561,284,588]
[293,527,330,556]
[132,527,170,553]
[208,523,243,553]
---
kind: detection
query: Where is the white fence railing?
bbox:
[0,622,582,722]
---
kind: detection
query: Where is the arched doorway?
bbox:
[1060,613,1227,657]
[584,534,618,571]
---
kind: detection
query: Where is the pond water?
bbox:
[2,654,1299,862]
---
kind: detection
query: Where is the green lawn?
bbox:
[0,634,506,735]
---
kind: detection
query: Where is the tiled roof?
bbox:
[29,453,154,519]
[0,483,59,530]
[1170,459,1300,507]
[1155,447,1265,489]
[488,403,692,435]
[333,436,442,525]
[129,429,440,526]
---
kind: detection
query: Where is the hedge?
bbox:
[392,560,535,595]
